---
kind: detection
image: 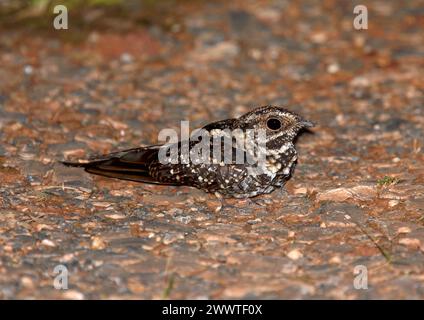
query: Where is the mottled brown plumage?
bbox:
[62,106,313,198]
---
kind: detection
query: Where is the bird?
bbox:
[62,106,313,198]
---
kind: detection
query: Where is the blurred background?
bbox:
[0,0,423,299]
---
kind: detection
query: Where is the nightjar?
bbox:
[62,106,313,198]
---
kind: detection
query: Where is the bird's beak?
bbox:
[299,119,315,128]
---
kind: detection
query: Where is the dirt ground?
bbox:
[0,0,423,299]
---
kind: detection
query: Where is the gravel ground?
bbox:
[0,0,423,299]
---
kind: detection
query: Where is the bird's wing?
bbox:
[61,118,248,186]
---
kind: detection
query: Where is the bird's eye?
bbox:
[266,118,282,131]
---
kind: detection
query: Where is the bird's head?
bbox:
[238,106,314,148]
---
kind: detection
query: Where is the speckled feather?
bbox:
[62,106,313,198]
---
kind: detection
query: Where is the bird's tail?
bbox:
[61,146,174,185]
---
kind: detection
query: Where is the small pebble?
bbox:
[287,249,303,260]
[397,227,411,234]
[23,65,33,75]
[329,256,341,264]
[389,200,400,207]
[21,276,34,289]
[91,236,107,250]
[327,63,340,74]
[120,53,133,63]
[105,213,126,220]
[63,290,84,300]
[399,238,421,249]
[41,239,56,247]
[174,215,192,224]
